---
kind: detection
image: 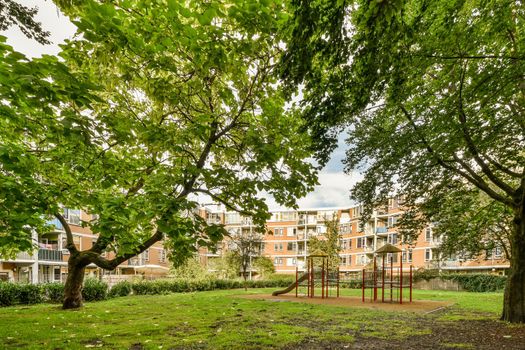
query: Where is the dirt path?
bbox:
[239,293,452,313]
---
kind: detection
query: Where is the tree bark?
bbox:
[501,203,525,323]
[63,255,88,309]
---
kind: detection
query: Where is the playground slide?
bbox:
[272,273,309,296]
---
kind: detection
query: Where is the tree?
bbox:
[170,255,210,280]
[307,217,341,269]
[209,252,240,280]
[1,0,317,309]
[227,227,264,287]
[252,256,275,279]
[0,0,50,44]
[282,1,525,322]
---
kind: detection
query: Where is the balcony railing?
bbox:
[15,251,35,261]
[38,249,63,262]
[375,227,388,234]
[128,258,143,266]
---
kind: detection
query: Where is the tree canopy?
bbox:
[282,0,525,322]
[0,0,318,308]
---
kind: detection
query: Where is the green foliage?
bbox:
[413,270,507,293]
[307,217,341,269]
[82,278,108,302]
[209,252,241,280]
[0,282,42,305]
[0,0,318,304]
[42,282,65,303]
[170,256,211,280]
[130,277,294,296]
[253,256,276,278]
[108,281,132,298]
[0,282,16,306]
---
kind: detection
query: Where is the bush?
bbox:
[108,281,132,298]
[445,273,506,292]
[82,278,108,301]
[43,282,65,303]
[413,269,506,292]
[17,283,43,304]
[0,282,17,307]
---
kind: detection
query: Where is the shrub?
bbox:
[42,283,64,303]
[0,282,17,307]
[444,273,506,292]
[108,281,132,298]
[82,278,108,301]
[17,283,43,304]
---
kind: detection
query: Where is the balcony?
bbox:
[46,218,64,231]
[375,227,388,234]
[128,258,143,266]
[38,249,63,262]
[13,251,35,261]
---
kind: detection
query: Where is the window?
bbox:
[274,257,283,265]
[143,249,150,262]
[63,208,81,225]
[341,256,347,265]
[494,246,503,258]
[273,228,284,236]
[387,233,398,245]
[159,249,166,263]
[357,237,366,248]
[425,228,432,242]
[387,216,398,228]
[287,242,296,251]
[54,268,61,282]
[425,248,432,262]
[274,243,283,252]
[225,212,241,224]
[402,250,413,263]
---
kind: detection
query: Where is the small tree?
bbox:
[253,256,275,279]
[170,256,210,280]
[228,228,264,288]
[307,217,341,270]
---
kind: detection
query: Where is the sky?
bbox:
[1,0,361,210]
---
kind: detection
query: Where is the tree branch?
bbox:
[399,105,514,207]
[456,65,517,196]
[55,212,78,254]
[85,230,164,270]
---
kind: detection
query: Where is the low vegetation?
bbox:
[0,288,523,349]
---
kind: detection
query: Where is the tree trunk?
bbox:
[63,255,87,309]
[501,204,525,323]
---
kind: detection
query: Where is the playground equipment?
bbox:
[272,254,340,298]
[361,243,413,304]
[272,248,412,304]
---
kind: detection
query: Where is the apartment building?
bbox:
[0,209,169,283]
[200,199,509,276]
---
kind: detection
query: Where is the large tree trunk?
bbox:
[63,255,87,309]
[501,204,525,323]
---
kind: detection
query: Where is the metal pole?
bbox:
[409,265,413,303]
[325,258,329,298]
[307,258,310,298]
[390,258,394,302]
[361,268,365,302]
[337,267,340,298]
[373,256,377,301]
[382,255,385,303]
[400,255,403,304]
[321,259,325,299]
[295,266,298,298]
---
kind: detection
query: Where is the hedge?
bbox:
[413,270,507,292]
[0,277,295,306]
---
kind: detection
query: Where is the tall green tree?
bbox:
[283,0,525,322]
[1,0,317,309]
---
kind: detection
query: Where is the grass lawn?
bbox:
[0,288,523,349]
